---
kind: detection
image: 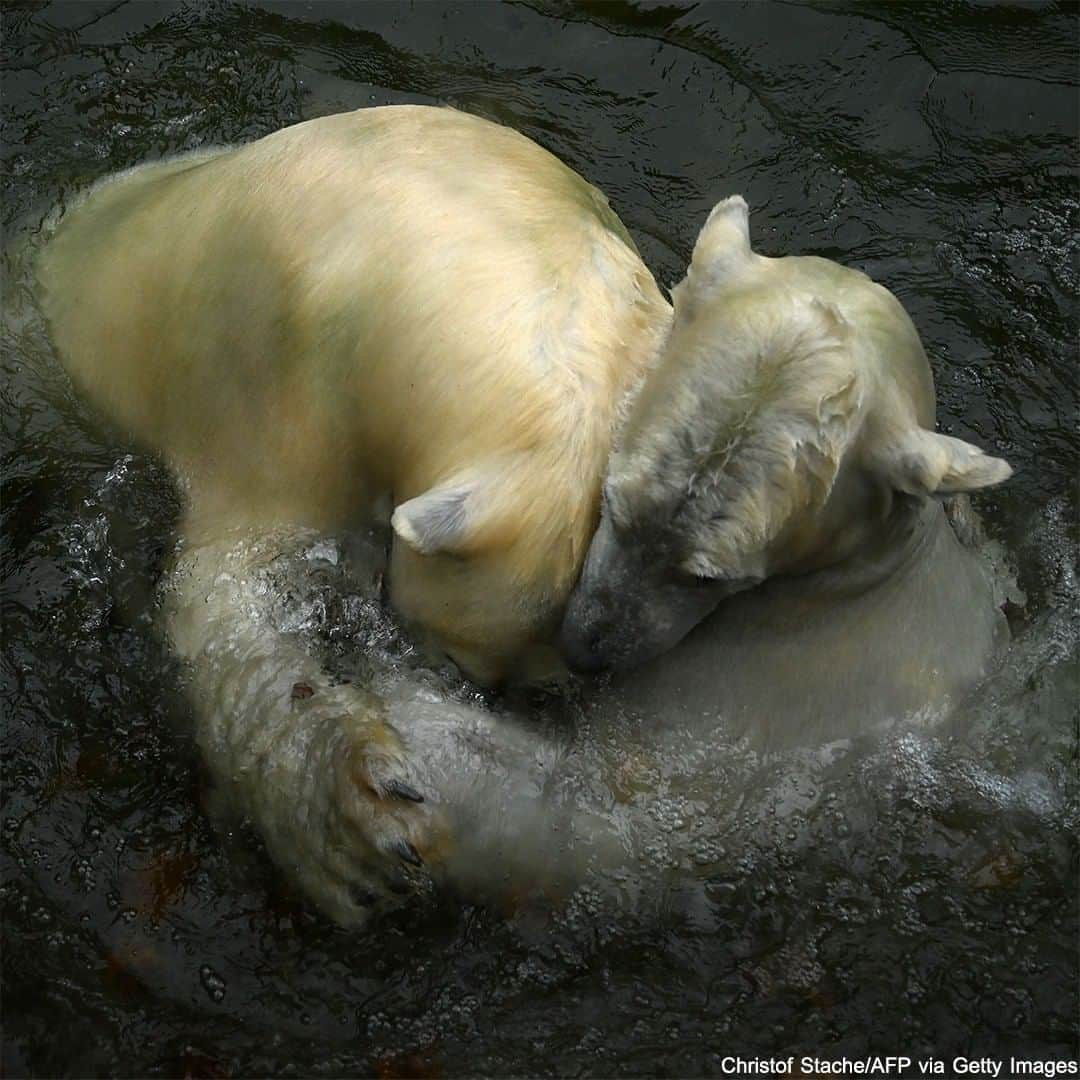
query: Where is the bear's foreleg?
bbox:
[161,527,443,924]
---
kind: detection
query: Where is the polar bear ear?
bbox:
[872,430,1013,496]
[391,478,486,556]
[678,195,756,303]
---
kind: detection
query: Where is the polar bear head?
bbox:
[560,196,1012,671]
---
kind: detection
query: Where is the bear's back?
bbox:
[39,107,670,529]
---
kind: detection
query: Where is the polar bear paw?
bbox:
[260,689,452,925]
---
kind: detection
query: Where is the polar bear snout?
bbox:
[560,515,733,671]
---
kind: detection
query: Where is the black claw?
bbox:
[383,779,424,803]
[394,839,424,867]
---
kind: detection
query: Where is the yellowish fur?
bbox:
[38,106,670,680]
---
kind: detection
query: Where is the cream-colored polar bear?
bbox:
[38,106,669,914]
[39,107,668,685]
[38,106,1010,920]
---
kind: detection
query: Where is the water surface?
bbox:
[2,2,1077,1076]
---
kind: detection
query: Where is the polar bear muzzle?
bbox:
[559,514,758,671]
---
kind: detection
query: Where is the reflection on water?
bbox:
[2,2,1076,1075]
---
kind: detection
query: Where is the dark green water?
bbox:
[1,2,1077,1077]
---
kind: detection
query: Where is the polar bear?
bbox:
[560,194,1013,679]
[37,105,669,916]
[38,106,1011,921]
[37,107,669,686]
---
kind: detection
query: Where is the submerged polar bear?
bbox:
[38,106,1011,921]
[560,202,1013,669]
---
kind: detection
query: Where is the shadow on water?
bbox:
[1,2,1077,1076]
